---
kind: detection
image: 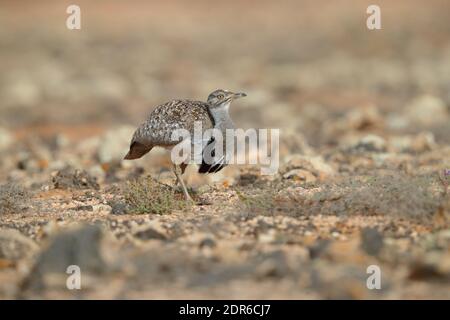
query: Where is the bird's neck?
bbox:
[208,102,234,129]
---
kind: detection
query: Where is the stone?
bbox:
[23,225,109,290]
[0,183,30,214]
[97,126,135,164]
[346,105,383,130]
[409,251,450,281]
[389,132,436,153]
[281,155,335,180]
[92,204,112,213]
[279,129,315,157]
[186,233,217,248]
[132,222,167,241]
[388,136,414,152]
[406,95,449,126]
[323,105,384,146]
[352,134,387,152]
[308,239,331,259]
[0,127,14,151]
[3,77,41,107]
[52,167,100,190]
[75,205,94,211]
[110,202,129,215]
[282,169,317,182]
[386,114,409,130]
[37,225,106,272]
[410,132,436,152]
[360,227,384,256]
[0,228,39,261]
[22,225,123,295]
[255,251,289,279]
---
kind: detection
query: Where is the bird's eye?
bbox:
[217,94,224,99]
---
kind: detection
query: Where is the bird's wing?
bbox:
[133,100,214,147]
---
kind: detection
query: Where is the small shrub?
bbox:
[234,186,297,218]
[300,174,443,219]
[236,188,276,214]
[234,173,446,221]
[52,167,99,190]
[0,183,30,214]
[122,176,189,215]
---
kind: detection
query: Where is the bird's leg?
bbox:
[172,164,193,202]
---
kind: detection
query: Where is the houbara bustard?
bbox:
[124,89,246,201]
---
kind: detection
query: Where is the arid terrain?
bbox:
[0,0,450,299]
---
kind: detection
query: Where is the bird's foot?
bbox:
[183,192,195,203]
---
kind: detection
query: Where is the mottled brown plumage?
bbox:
[124,99,214,160]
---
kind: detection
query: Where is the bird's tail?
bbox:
[124,142,152,160]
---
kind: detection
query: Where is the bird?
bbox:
[124,89,247,201]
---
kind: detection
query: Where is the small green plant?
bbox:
[0,183,30,214]
[122,176,189,215]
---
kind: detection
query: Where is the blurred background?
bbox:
[1,0,449,147]
[1,0,450,299]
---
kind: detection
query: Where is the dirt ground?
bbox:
[0,0,450,299]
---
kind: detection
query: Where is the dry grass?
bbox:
[306,174,444,219]
[122,176,190,215]
[236,188,277,215]
[233,173,448,221]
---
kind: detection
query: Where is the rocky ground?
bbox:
[0,0,450,299]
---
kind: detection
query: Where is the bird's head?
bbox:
[207,89,246,110]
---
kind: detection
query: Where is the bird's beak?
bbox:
[233,92,247,99]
